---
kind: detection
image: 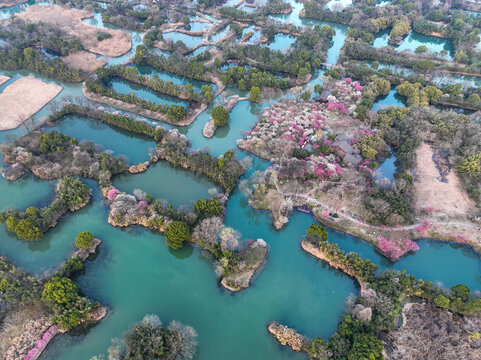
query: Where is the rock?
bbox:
[129,162,149,174]
[267,321,309,352]
[72,237,102,261]
[203,118,217,138]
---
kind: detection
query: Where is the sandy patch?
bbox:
[0,75,10,86]
[414,142,475,216]
[0,76,62,131]
[61,51,106,73]
[16,5,131,57]
[0,0,26,9]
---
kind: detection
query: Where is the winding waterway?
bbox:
[0,1,480,359]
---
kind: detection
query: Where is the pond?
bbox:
[48,114,155,164]
[162,31,206,49]
[187,21,211,32]
[130,64,217,92]
[211,25,231,42]
[325,0,352,11]
[266,33,297,52]
[374,153,396,184]
[112,161,219,208]
[395,31,454,60]
[0,2,480,360]
[373,88,406,110]
[109,77,189,107]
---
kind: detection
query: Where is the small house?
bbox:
[343,154,362,167]
[332,140,354,157]
[317,90,332,103]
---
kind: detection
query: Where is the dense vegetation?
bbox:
[156,129,245,194]
[0,177,91,241]
[49,104,165,140]
[304,226,481,359]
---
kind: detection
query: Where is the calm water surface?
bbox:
[0,2,480,359]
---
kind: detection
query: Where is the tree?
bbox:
[452,284,470,301]
[194,198,223,216]
[211,106,230,126]
[307,224,328,241]
[300,91,311,102]
[250,86,261,102]
[415,45,428,53]
[42,277,79,306]
[14,219,42,241]
[165,221,191,249]
[434,294,451,308]
[76,231,94,250]
[467,93,480,105]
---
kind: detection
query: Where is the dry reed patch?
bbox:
[414,142,475,216]
[16,5,131,57]
[0,76,62,131]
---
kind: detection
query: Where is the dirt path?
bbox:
[0,76,62,131]
[17,5,131,57]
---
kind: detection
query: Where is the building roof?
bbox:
[344,153,362,166]
[332,140,354,155]
[319,90,332,101]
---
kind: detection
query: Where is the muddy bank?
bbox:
[0,0,26,8]
[267,322,309,352]
[0,76,62,131]
[0,75,10,86]
[301,240,366,290]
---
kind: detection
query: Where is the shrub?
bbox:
[75,232,94,250]
[42,277,79,306]
[194,198,223,216]
[97,31,112,41]
[212,106,230,126]
[307,224,328,241]
[14,219,42,241]
[165,221,191,249]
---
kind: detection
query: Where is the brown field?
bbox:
[16,5,131,57]
[0,76,62,131]
[0,0,27,9]
[0,75,10,86]
[61,51,106,73]
[414,142,475,216]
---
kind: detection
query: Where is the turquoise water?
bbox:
[112,161,218,208]
[109,77,189,107]
[266,33,297,52]
[48,114,155,164]
[375,154,396,183]
[211,26,231,42]
[372,29,454,60]
[396,31,454,60]
[242,25,262,43]
[373,89,406,110]
[187,21,211,32]
[189,45,214,57]
[325,0,352,11]
[0,2,480,359]
[163,31,205,48]
[131,64,217,92]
